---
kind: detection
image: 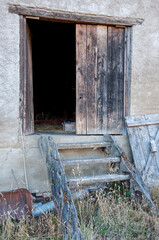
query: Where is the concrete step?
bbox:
[57,142,108,149]
[62,157,120,166]
[60,148,108,161]
[68,174,130,189]
[19,134,112,148]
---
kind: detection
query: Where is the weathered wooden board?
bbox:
[26,22,34,134]
[123,27,132,135]
[76,25,125,134]
[76,24,87,134]
[96,26,108,134]
[126,114,159,187]
[20,17,34,134]
[19,16,26,133]
[9,5,144,26]
[111,135,157,212]
[107,27,125,134]
[86,25,97,134]
[39,136,84,240]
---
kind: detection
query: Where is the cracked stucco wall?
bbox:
[0,0,159,192]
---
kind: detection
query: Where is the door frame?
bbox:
[14,7,143,134]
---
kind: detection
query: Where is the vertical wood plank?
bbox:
[117,28,125,133]
[124,27,132,118]
[26,22,34,134]
[96,25,107,134]
[20,16,27,134]
[76,24,87,134]
[107,26,117,133]
[107,27,124,134]
[127,127,144,171]
[19,16,25,133]
[20,17,34,135]
[86,25,97,134]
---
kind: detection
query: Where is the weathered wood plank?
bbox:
[117,27,125,133]
[124,27,132,118]
[107,26,114,133]
[107,27,124,134]
[39,136,84,240]
[68,174,130,187]
[57,141,108,149]
[19,16,26,133]
[135,126,150,171]
[9,5,144,26]
[126,114,159,127]
[76,24,87,134]
[111,135,158,212]
[127,127,145,171]
[126,114,159,186]
[86,25,97,134]
[26,22,34,134]
[143,128,159,181]
[96,25,107,134]
[62,157,120,166]
[19,17,34,135]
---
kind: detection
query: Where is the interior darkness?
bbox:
[27,19,76,126]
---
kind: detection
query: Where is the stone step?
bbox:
[57,142,108,150]
[68,174,130,188]
[62,157,120,166]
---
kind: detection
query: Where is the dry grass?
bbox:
[0,185,159,240]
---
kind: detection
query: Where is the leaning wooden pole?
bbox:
[39,136,84,240]
[111,135,158,212]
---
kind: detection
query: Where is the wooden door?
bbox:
[76,24,125,134]
[126,114,159,187]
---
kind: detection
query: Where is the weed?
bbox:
[0,186,158,239]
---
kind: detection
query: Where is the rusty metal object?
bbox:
[0,189,33,220]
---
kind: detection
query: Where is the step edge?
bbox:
[68,174,130,184]
[62,157,120,165]
[57,142,109,149]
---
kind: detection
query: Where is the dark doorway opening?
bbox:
[27,19,76,133]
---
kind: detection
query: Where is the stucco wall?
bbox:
[1,0,159,147]
[0,0,159,192]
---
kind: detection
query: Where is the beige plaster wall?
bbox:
[0,0,159,147]
[0,0,159,192]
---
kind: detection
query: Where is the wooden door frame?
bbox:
[16,7,142,135]
[20,16,34,135]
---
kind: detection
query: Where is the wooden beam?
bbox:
[9,5,144,26]
[125,114,159,127]
[124,27,132,117]
[62,157,121,166]
[57,141,108,149]
[19,16,26,134]
[68,174,130,187]
[76,24,87,134]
